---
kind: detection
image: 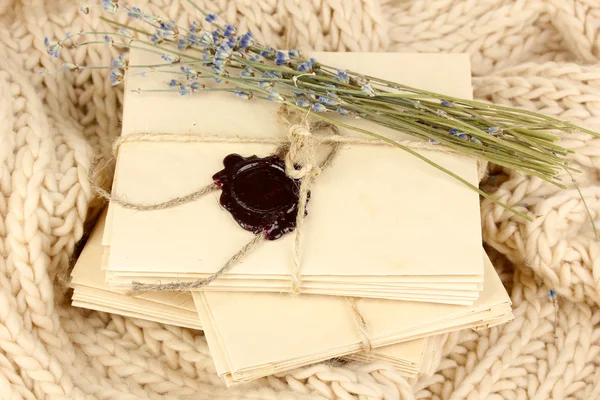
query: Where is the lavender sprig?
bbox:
[42,1,600,224]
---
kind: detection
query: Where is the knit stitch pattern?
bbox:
[0,0,599,399]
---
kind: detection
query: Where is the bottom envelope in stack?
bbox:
[192,251,513,386]
[70,210,202,330]
[70,209,513,386]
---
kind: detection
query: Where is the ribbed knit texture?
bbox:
[1,0,599,398]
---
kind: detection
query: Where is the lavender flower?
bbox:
[159,21,178,37]
[261,48,276,58]
[436,109,450,118]
[161,53,180,63]
[275,51,288,66]
[119,28,133,38]
[214,64,227,74]
[180,66,198,80]
[205,14,217,24]
[297,62,313,72]
[488,126,502,135]
[361,83,376,97]
[296,99,310,108]
[109,69,123,86]
[263,70,282,79]
[441,100,454,107]
[214,43,232,66]
[211,28,223,43]
[335,70,350,84]
[150,34,163,45]
[239,32,253,50]
[102,0,118,13]
[44,37,61,59]
[234,91,253,100]
[190,21,201,32]
[312,103,326,112]
[224,25,236,37]
[127,6,143,19]
[200,32,214,45]
[337,107,350,116]
[111,55,127,69]
[305,90,317,100]
[179,82,202,95]
[267,89,284,102]
[178,38,190,50]
[226,36,236,49]
[318,96,338,106]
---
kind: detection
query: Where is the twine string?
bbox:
[93,112,342,296]
[111,130,464,157]
[90,109,466,352]
[90,113,468,295]
[285,121,342,293]
[128,234,264,294]
[347,298,373,352]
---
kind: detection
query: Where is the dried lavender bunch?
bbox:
[43,0,599,222]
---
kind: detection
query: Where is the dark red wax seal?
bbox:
[212,154,309,240]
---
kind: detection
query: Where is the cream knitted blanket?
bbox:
[1,0,599,399]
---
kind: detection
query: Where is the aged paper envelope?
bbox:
[192,251,512,384]
[71,209,201,329]
[104,50,484,303]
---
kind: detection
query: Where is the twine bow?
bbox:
[287,124,319,293]
[283,122,340,293]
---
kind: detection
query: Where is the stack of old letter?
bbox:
[70,49,514,386]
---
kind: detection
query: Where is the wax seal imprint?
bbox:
[212,154,309,240]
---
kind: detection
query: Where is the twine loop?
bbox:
[285,123,322,180]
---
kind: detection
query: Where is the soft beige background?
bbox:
[1,0,599,399]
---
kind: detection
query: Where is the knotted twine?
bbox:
[91,107,478,352]
[93,108,343,293]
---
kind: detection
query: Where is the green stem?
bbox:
[100,16,152,36]
[565,169,599,240]
[283,101,534,220]
[78,41,165,56]
[337,66,598,137]
[341,102,565,185]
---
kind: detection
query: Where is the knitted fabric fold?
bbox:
[1,0,599,398]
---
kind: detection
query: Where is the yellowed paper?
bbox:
[70,209,201,329]
[192,251,512,384]
[104,49,484,304]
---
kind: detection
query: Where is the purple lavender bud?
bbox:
[312,103,327,112]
